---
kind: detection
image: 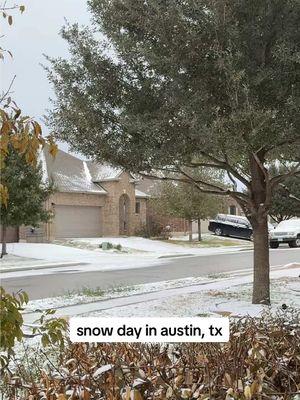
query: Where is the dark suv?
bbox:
[208,214,253,240]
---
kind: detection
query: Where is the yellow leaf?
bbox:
[224,372,232,387]
[130,389,143,400]
[49,142,58,157]
[1,121,10,135]
[250,380,261,395]
[244,385,251,400]
[19,5,25,13]
[122,387,131,400]
[33,121,42,136]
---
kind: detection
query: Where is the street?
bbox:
[1,247,299,300]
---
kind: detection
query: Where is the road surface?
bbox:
[1,247,299,299]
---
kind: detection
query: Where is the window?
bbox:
[229,205,237,215]
[135,202,140,214]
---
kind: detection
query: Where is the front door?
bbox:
[119,194,130,235]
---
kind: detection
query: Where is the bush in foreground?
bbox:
[1,310,299,400]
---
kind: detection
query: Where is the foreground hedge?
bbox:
[1,310,300,400]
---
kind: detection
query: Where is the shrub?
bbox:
[99,242,123,251]
[1,309,299,399]
[0,287,68,371]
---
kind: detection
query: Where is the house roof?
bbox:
[86,161,123,182]
[42,147,151,198]
[135,177,161,196]
[135,189,150,199]
[42,148,107,194]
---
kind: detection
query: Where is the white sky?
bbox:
[0,0,91,154]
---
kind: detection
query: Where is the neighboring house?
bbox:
[227,197,244,216]
[19,148,149,242]
[136,177,206,235]
[138,177,243,235]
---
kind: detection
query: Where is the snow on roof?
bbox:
[86,161,123,181]
[135,189,150,199]
[135,177,161,196]
[38,149,48,183]
[42,148,107,194]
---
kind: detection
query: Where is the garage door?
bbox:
[54,205,102,238]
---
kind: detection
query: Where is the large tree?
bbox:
[151,173,226,241]
[0,148,53,257]
[46,0,300,304]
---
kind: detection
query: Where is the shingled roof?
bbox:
[41,148,149,198]
[42,148,107,194]
[86,161,123,182]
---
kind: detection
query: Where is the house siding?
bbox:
[101,172,143,236]
[19,174,148,241]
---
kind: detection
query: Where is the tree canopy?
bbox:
[0,148,53,256]
[46,0,300,304]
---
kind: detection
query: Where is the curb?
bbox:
[158,253,194,259]
[0,261,87,273]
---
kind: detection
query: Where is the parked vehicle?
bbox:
[269,219,300,248]
[208,214,253,240]
[208,214,274,241]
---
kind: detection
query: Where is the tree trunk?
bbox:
[249,152,271,305]
[188,220,193,242]
[1,225,7,258]
[197,218,202,241]
[252,215,270,304]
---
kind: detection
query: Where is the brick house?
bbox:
[137,177,243,235]
[18,148,149,242]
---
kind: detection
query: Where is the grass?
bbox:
[66,284,135,299]
[169,237,249,247]
[66,286,105,298]
[207,272,229,279]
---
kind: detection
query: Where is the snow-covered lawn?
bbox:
[60,236,250,255]
[170,232,249,245]
[4,242,165,274]
[4,238,250,272]
[24,263,300,321]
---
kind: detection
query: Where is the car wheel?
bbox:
[290,238,300,248]
[270,242,279,249]
[215,228,222,236]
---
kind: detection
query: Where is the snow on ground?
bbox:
[4,239,251,274]
[0,254,44,267]
[86,264,300,318]
[24,276,211,312]
[67,236,249,255]
[24,263,300,320]
[170,233,249,244]
[3,242,166,278]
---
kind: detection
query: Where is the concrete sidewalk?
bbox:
[22,262,300,324]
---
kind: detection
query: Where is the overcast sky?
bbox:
[1,0,91,154]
